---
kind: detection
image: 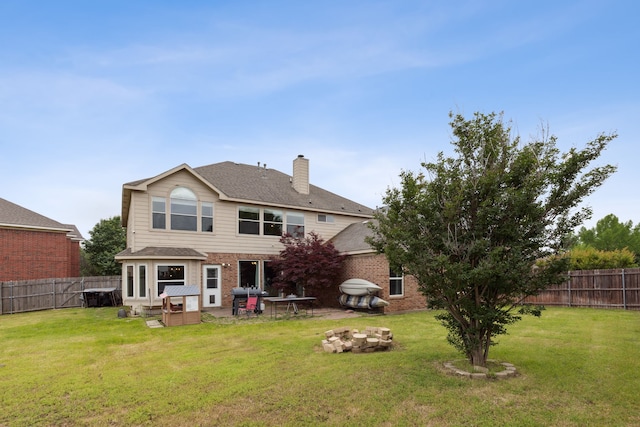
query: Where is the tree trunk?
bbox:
[467,326,489,367]
[469,345,487,367]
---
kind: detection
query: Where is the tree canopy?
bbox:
[368,111,617,366]
[81,216,126,276]
[575,214,640,260]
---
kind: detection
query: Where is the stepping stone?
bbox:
[146,320,164,328]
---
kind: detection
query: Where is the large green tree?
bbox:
[576,214,640,259]
[81,216,126,276]
[368,112,616,367]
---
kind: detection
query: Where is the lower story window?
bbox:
[157,265,185,296]
[126,266,134,298]
[139,265,147,298]
[390,268,403,296]
[125,263,148,299]
[239,261,259,288]
[263,261,277,296]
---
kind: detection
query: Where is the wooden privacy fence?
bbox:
[523,268,640,310]
[0,276,121,315]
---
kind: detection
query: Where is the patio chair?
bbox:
[239,296,259,317]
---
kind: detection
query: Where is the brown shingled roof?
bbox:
[193,161,373,215]
[115,246,207,260]
[0,197,73,233]
[329,220,377,254]
[123,161,374,220]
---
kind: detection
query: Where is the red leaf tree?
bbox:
[270,231,345,297]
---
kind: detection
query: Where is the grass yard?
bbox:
[1,307,639,426]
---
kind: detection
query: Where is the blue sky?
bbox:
[1,1,638,238]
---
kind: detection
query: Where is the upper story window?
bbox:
[152,197,166,229]
[152,188,213,232]
[171,187,197,231]
[286,212,305,237]
[202,202,213,232]
[318,214,334,223]
[239,207,305,237]
[264,209,283,236]
[239,207,260,235]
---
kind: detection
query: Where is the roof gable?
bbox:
[115,246,207,260]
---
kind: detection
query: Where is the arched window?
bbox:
[170,187,197,231]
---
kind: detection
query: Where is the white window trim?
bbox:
[151,192,215,233]
[317,214,334,223]
[201,201,214,233]
[263,208,284,236]
[238,207,306,238]
[389,271,404,298]
[170,187,198,232]
[156,264,187,296]
[124,263,149,300]
[151,196,167,230]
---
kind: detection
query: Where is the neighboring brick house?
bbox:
[330,220,427,313]
[0,197,82,281]
[115,155,427,314]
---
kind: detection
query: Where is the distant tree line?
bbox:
[568,214,640,269]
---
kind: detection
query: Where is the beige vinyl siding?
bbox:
[128,171,370,255]
[125,202,136,247]
[310,215,366,241]
[129,171,219,252]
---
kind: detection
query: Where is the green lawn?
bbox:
[1,307,639,426]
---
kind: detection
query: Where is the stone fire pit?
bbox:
[322,326,393,353]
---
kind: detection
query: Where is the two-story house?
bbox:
[116,155,377,314]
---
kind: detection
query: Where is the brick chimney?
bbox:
[292,154,309,195]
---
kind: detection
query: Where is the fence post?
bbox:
[53,279,56,309]
[622,269,627,310]
[568,272,572,307]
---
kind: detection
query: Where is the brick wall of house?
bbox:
[205,252,346,308]
[340,253,427,313]
[202,251,428,312]
[66,239,81,278]
[205,253,272,308]
[0,228,81,281]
